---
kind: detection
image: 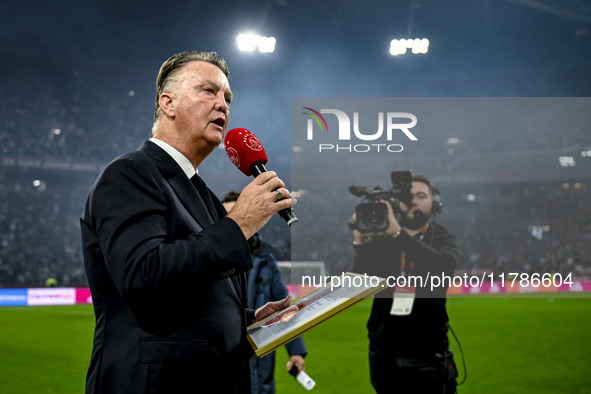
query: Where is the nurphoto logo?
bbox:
[302,107,418,153]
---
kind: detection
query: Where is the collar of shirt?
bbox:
[149,138,197,179]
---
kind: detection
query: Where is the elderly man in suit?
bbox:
[80,50,296,394]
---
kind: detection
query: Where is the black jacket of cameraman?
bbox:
[353,222,460,357]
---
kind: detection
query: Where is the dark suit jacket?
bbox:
[81,140,255,394]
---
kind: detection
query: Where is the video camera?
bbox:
[348,171,412,233]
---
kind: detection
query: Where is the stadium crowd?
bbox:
[450,183,591,279]
[0,175,87,287]
[0,60,590,288]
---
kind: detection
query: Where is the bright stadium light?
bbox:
[237,34,276,53]
[390,38,429,55]
[559,156,575,167]
[238,34,256,51]
[259,36,276,53]
[390,39,407,55]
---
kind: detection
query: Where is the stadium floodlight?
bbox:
[559,156,575,167]
[238,34,257,51]
[237,33,276,53]
[259,36,276,53]
[390,38,429,55]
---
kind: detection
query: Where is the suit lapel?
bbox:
[138,141,214,229]
[138,140,247,306]
[168,176,215,228]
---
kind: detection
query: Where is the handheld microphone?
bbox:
[224,128,298,226]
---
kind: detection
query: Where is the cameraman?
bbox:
[351,175,460,394]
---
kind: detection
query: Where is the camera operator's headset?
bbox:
[424,181,467,388]
[421,180,442,218]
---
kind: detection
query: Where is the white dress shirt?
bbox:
[149,138,197,179]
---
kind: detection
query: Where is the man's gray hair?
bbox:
[152,50,229,134]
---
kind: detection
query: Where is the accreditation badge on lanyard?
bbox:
[390,252,416,316]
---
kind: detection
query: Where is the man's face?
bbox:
[403,181,433,220]
[171,61,232,148]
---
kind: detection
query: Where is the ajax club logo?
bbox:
[227,147,240,167]
[302,107,418,153]
[245,134,263,151]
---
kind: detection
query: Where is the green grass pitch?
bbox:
[1,296,590,393]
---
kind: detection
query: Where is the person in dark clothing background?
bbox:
[223,191,308,394]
